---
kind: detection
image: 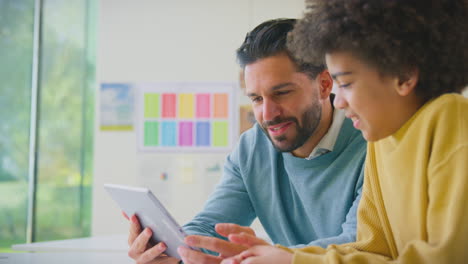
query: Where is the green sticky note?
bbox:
[144,121,159,146]
[145,93,160,118]
[213,121,228,147]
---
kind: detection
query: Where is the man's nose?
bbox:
[262,99,281,121]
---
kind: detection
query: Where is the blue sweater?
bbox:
[184,118,366,248]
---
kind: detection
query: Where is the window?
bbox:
[0,0,95,251]
[0,0,34,251]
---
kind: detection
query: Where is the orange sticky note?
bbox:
[213,93,228,118]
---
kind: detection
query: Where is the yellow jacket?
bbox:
[282,94,468,263]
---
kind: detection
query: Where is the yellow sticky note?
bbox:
[179,93,194,118]
[180,166,194,184]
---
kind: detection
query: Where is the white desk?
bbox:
[11,234,128,252]
[0,252,132,264]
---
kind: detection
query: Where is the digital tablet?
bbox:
[104,183,199,259]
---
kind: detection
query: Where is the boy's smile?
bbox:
[327,52,421,142]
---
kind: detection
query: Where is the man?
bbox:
[126,18,366,264]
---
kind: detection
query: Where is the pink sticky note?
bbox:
[179,122,193,146]
[162,93,176,118]
[196,93,211,118]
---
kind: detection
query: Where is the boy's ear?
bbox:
[396,69,419,96]
[318,70,333,99]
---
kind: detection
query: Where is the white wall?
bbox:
[93,0,306,236]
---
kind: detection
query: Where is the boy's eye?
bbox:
[339,83,352,88]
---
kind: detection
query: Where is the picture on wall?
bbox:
[136,82,236,152]
[100,83,134,131]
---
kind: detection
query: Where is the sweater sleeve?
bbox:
[183,143,257,241]
[285,145,468,264]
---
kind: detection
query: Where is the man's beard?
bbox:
[261,102,322,153]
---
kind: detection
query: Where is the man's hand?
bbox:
[214,223,256,238]
[124,212,179,264]
[177,223,268,264]
[178,235,244,264]
[224,232,269,248]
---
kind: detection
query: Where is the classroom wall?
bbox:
[92,0,306,236]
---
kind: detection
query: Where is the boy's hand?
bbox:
[177,223,267,264]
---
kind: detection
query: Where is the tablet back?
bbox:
[104,184,192,259]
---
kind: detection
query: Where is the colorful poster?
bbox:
[100,83,134,131]
[136,82,236,152]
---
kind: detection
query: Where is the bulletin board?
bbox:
[136,82,237,152]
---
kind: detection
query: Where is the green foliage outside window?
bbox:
[0,0,95,252]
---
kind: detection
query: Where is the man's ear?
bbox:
[396,69,419,96]
[317,70,333,99]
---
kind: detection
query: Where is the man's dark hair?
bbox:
[236,18,325,79]
[288,0,468,102]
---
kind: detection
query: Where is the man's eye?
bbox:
[276,90,291,96]
[251,97,262,103]
[339,83,352,88]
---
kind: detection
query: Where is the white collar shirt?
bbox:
[305,108,346,160]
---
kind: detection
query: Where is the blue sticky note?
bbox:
[196,122,210,146]
[161,121,177,146]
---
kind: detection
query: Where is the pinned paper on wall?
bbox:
[137,82,236,152]
[100,83,134,131]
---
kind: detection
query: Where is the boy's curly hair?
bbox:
[288,0,468,102]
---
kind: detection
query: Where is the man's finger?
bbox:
[129,227,153,258]
[178,246,223,264]
[122,211,130,220]
[137,242,167,264]
[128,214,143,245]
[227,233,269,248]
[185,235,246,257]
[215,223,255,237]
